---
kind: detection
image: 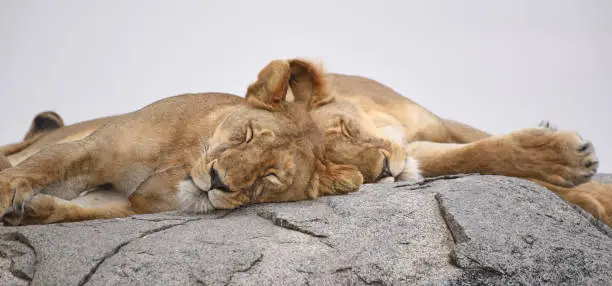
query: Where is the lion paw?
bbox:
[0,176,35,220]
[2,194,58,226]
[512,128,598,187]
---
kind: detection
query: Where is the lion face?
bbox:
[311,100,421,184]
[177,60,364,213]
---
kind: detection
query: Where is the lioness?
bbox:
[3,59,611,226]
[0,60,363,225]
[305,68,611,225]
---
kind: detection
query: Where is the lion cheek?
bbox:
[396,156,423,182]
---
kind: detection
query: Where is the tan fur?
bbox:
[2,59,609,226]
[0,154,11,171]
[0,60,362,225]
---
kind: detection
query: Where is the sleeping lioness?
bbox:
[2,58,611,226]
[302,65,611,226]
[0,59,363,225]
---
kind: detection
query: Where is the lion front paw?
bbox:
[0,175,36,220]
[512,127,598,187]
[2,194,58,226]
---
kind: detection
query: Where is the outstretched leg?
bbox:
[442,119,491,143]
[406,127,598,187]
[405,127,609,225]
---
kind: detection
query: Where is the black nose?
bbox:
[375,155,393,181]
[210,167,232,193]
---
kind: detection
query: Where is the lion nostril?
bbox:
[210,167,232,193]
[184,174,193,182]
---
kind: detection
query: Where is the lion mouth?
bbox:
[177,177,215,214]
[177,171,242,213]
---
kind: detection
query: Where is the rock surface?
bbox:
[0,175,611,286]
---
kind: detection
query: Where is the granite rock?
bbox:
[0,174,611,285]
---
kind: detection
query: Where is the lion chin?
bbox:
[396,156,423,182]
[177,180,215,214]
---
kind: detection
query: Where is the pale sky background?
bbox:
[0,0,610,171]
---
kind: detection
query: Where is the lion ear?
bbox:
[314,161,363,197]
[288,59,335,109]
[246,60,291,111]
[24,111,64,140]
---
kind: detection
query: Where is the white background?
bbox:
[1,0,610,171]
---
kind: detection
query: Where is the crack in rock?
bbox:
[435,194,523,285]
[569,205,612,239]
[434,193,468,244]
[256,210,328,238]
[463,255,505,276]
[393,174,474,189]
[225,253,263,285]
[2,232,37,282]
[129,217,187,223]
[351,269,384,285]
[77,217,207,286]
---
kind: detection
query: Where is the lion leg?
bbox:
[528,179,612,226]
[0,111,64,157]
[406,127,597,187]
[441,119,491,143]
[3,166,191,226]
[0,154,11,171]
[0,137,130,218]
[2,190,135,225]
[0,135,42,156]
[127,166,189,214]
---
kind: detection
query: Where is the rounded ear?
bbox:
[246,60,291,111]
[288,59,335,109]
[316,161,363,197]
[24,111,64,140]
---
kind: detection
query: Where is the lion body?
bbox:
[1,59,610,226]
[0,60,364,225]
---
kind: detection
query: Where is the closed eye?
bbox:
[263,172,282,185]
[264,172,277,177]
[340,119,352,138]
[245,123,254,143]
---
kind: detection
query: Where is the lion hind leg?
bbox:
[3,190,135,225]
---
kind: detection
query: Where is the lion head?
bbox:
[177,60,364,213]
[293,61,422,184]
